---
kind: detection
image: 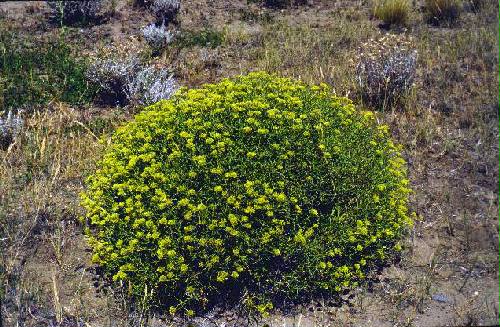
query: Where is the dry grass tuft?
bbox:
[373,0,411,27]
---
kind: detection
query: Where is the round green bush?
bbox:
[81,72,413,315]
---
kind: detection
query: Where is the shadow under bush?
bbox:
[81,72,414,316]
[424,0,461,26]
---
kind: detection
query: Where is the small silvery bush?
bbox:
[86,57,177,106]
[47,0,102,25]
[86,57,140,106]
[150,0,180,25]
[142,24,175,53]
[356,34,417,110]
[126,66,178,105]
[82,72,413,316]
[0,111,23,150]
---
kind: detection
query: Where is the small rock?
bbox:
[432,293,450,303]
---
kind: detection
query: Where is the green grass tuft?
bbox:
[0,31,96,111]
[373,0,411,27]
[174,28,225,49]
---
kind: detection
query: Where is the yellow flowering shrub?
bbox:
[81,72,413,315]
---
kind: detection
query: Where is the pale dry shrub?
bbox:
[356,34,417,110]
[150,0,180,25]
[0,110,23,149]
[142,23,176,53]
[126,66,178,105]
[86,57,140,106]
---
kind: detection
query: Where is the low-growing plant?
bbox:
[175,28,225,49]
[47,0,103,26]
[262,0,308,8]
[86,57,177,106]
[86,57,140,106]
[373,0,410,27]
[425,0,462,25]
[81,72,414,316]
[0,110,23,150]
[356,34,417,110]
[239,7,275,24]
[126,66,178,105]
[150,0,180,25]
[141,23,176,54]
[0,31,95,111]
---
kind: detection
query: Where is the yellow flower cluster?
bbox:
[81,72,413,316]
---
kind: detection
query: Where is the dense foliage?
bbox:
[81,72,413,315]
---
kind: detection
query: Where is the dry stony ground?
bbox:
[0,0,498,326]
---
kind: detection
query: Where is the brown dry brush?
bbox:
[0,108,105,326]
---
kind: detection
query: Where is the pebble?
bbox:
[432,293,450,303]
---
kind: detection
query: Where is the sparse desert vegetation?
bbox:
[0,1,498,327]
